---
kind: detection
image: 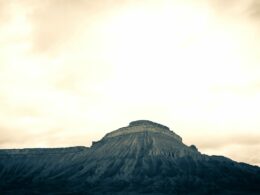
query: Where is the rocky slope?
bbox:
[0,120,260,194]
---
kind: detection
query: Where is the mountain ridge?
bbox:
[0,120,259,194]
[104,120,182,142]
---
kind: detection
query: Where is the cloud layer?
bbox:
[0,0,260,166]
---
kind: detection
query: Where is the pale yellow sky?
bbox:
[0,0,260,166]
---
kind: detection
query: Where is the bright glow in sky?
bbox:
[0,0,260,166]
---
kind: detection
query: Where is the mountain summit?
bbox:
[104,120,182,142]
[0,120,260,194]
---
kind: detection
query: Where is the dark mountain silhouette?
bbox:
[0,120,260,194]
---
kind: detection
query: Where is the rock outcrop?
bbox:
[104,120,182,142]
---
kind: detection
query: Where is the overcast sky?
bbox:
[0,0,260,166]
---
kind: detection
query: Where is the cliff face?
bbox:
[104,120,182,142]
[0,120,260,194]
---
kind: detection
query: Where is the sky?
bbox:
[0,0,259,166]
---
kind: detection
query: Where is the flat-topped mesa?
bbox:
[129,120,170,130]
[104,120,182,142]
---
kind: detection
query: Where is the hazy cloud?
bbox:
[0,0,10,22]
[189,133,260,166]
[199,138,260,166]
[211,0,260,21]
[28,0,86,54]
[0,0,260,167]
[248,0,260,19]
[211,82,260,95]
[16,0,134,55]
[195,134,260,149]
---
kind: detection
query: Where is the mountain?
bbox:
[0,120,260,194]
